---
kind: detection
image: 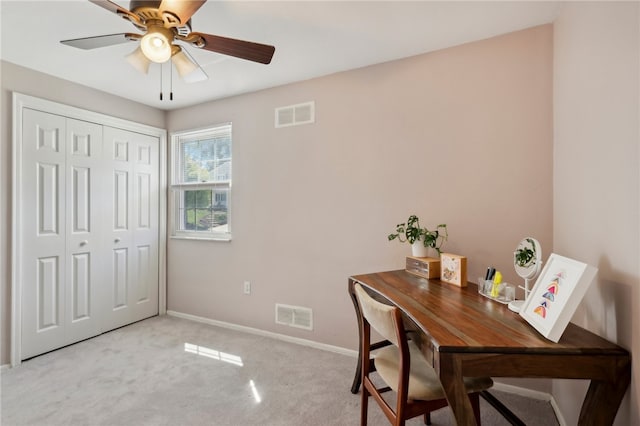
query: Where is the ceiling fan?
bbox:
[61,0,276,83]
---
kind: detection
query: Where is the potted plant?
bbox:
[388,215,448,257]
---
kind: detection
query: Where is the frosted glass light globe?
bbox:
[140,26,172,63]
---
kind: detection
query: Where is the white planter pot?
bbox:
[411,241,430,258]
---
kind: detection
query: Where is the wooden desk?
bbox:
[348,270,630,426]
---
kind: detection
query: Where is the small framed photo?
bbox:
[520,253,597,343]
[440,253,467,287]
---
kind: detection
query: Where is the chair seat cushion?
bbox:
[374,341,493,401]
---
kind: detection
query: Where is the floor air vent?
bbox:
[275,304,313,330]
[275,101,315,128]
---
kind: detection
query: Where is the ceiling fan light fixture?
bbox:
[172,48,199,78]
[126,46,151,74]
[140,24,173,63]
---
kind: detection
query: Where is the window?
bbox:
[170,123,232,240]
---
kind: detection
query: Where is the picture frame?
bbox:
[440,253,467,287]
[519,253,597,343]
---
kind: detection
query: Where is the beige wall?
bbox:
[553,2,639,425]
[0,61,166,364]
[166,25,553,354]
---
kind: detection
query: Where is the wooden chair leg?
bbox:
[470,392,482,426]
[424,412,432,425]
[361,380,369,426]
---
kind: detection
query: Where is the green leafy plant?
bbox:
[388,215,448,255]
[515,238,536,267]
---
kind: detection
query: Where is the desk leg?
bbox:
[578,359,631,425]
[438,353,477,426]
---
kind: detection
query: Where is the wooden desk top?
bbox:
[350,270,628,356]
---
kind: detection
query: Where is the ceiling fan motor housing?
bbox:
[127,0,192,36]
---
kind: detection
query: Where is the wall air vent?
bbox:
[275,101,315,128]
[275,303,313,330]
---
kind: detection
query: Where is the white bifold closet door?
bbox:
[102,126,159,331]
[20,109,159,359]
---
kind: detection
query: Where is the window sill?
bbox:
[170,234,232,242]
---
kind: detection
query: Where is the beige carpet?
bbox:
[1,316,559,425]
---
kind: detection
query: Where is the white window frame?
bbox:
[170,123,232,241]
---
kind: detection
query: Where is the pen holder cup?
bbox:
[477,278,515,302]
[477,278,493,295]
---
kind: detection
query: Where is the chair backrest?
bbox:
[353,283,489,426]
[353,283,401,346]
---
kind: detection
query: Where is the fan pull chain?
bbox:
[159,63,163,101]
[170,61,174,101]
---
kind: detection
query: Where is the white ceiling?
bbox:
[1,1,560,111]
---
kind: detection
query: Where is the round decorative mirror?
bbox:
[508,237,542,313]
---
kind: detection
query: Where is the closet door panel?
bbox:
[132,133,159,318]
[103,126,159,330]
[21,109,67,359]
[64,118,104,342]
[112,248,129,309]
[71,252,91,320]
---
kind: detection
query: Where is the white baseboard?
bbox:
[165,310,566,425]
[492,382,551,401]
[549,397,568,426]
[165,310,358,358]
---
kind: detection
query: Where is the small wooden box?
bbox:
[406,256,441,279]
[440,253,467,287]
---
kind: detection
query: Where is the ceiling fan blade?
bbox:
[183,65,208,83]
[159,0,207,26]
[61,33,138,50]
[88,0,138,21]
[190,32,275,64]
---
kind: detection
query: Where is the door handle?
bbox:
[114,238,121,243]
[80,240,88,246]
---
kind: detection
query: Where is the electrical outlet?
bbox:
[243,281,251,295]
